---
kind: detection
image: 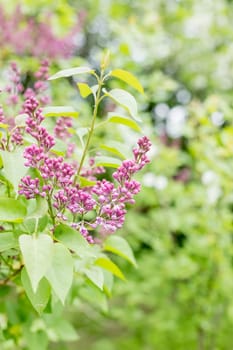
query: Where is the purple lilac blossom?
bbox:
[18,96,151,241]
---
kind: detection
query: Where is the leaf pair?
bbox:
[19,234,73,312]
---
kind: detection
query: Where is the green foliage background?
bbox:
[2,1,233,349]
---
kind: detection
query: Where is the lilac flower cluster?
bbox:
[0,6,85,59]
[18,96,151,242]
[24,59,51,106]
[54,117,73,140]
[0,60,53,149]
[91,137,151,235]
[5,62,23,106]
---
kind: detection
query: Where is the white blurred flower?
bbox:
[143,173,168,190]
[207,186,221,204]
[166,105,187,138]
[211,111,224,126]
[154,103,169,120]
[202,170,218,185]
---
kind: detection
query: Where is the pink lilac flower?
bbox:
[54,117,73,140]
[53,186,96,216]
[0,5,85,58]
[66,143,75,158]
[40,157,75,186]
[18,175,46,199]
[0,106,6,123]
[18,99,152,242]
[11,128,23,145]
[70,222,94,243]
[80,157,105,180]
[5,62,23,106]
[23,145,45,167]
[67,189,96,215]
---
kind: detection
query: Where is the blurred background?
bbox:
[1,0,233,349]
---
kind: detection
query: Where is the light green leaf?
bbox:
[27,197,48,219]
[103,236,137,267]
[21,268,50,314]
[42,106,79,118]
[19,234,53,292]
[110,69,144,93]
[78,176,96,187]
[77,82,93,98]
[95,257,125,280]
[23,327,48,350]
[107,112,141,132]
[104,88,141,121]
[76,127,89,149]
[0,148,28,193]
[0,198,26,223]
[46,243,73,304]
[79,284,108,313]
[84,266,104,290]
[54,224,90,258]
[91,84,99,96]
[102,270,114,297]
[15,113,28,127]
[0,232,17,252]
[0,123,8,129]
[44,316,79,342]
[100,141,129,159]
[49,66,94,80]
[95,156,122,168]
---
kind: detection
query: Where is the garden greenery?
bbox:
[0,54,150,348]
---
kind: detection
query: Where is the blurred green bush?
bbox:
[2,1,233,349]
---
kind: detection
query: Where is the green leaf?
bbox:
[91,84,99,96]
[84,266,104,290]
[54,224,89,258]
[15,113,28,127]
[100,141,129,159]
[0,123,8,129]
[102,270,114,297]
[42,106,79,118]
[107,112,141,131]
[49,66,94,80]
[0,198,26,223]
[110,69,144,93]
[94,156,122,168]
[27,197,48,219]
[76,127,89,149]
[0,148,28,193]
[95,257,125,280]
[43,316,79,342]
[19,234,53,292]
[103,236,137,267]
[78,176,96,187]
[21,268,50,314]
[45,243,73,304]
[77,82,93,98]
[23,326,48,350]
[79,284,108,313]
[0,232,17,252]
[104,88,141,121]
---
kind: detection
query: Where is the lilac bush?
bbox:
[0,5,84,58]
[0,56,151,328]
